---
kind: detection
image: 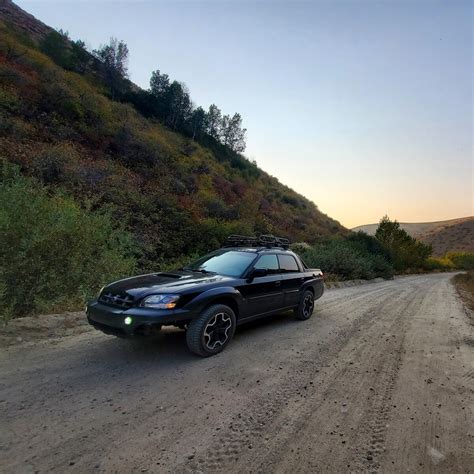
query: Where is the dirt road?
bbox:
[1,273,473,473]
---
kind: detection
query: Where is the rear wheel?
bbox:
[295,289,315,320]
[186,304,236,357]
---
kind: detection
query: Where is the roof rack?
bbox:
[226,234,290,249]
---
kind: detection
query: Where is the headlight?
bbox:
[141,294,180,309]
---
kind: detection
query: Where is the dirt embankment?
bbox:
[0,273,472,473]
[453,271,474,313]
[0,311,89,348]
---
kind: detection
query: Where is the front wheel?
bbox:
[186,304,236,357]
[295,290,315,320]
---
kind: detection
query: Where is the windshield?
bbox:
[184,250,256,277]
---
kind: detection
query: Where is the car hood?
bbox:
[103,270,234,298]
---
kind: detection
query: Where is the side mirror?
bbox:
[250,268,268,279]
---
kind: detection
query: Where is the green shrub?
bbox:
[0,87,19,112]
[445,252,474,270]
[423,253,474,271]
[0,277,14,325]
[0,161,136,320]
[313,241,375,280]
[375,216,432,270]
[364,253,394,279]
[424,256,454,271]
[292,237,393,280]
[40,31,71,69]
[31,143,79,184]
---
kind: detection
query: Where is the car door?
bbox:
[278,254,303,307]
[240,254,283,318]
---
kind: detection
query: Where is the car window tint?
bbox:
[278,254,299,273]
[254,254,279,273]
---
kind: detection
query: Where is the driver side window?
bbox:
[253,254,279,274]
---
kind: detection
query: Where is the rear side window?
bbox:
[254,254,279,274]
[278,254,299,273]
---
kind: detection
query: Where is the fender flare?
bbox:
[183,287,244,314]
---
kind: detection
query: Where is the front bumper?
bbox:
[86,300,196,336]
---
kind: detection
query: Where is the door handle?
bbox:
[275,280,281,286]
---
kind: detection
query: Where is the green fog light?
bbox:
[124,316,133,325]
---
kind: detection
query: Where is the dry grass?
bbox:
[453,271,474,311]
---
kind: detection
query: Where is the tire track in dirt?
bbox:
[2,274,471,473]
[344,285,425,473]
[179,282,418,472]
[262,280,422,473]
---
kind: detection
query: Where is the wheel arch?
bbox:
[202,296,239,319]
[184,287,242,318]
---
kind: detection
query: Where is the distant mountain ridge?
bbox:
[353,217,474,256]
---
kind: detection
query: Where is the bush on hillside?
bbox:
[425,252,474,271]
[423,256,454,271]
[445,252,474,270]
[291,236,394,280]
[375,216,432,270]
[0,161,136,322]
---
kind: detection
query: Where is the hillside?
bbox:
[353,216,474,256]
[0,0,344,271]
[418,219,474,256]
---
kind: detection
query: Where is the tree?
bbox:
[375,215,401,249]
[205,104,222,139]
[94,38,129,99]
[165,81,192,130]
[375,215,432,270]
[70,39,92,74]
[148,69,171,119]
[150,69,170,97]
[190,106,206,140]
[40,30,71,69]
[220,112,247,152]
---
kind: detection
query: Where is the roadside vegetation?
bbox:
[293,216,474,282]
[426,252,474,271]
[292,232,394,281]
[0,161,135,323]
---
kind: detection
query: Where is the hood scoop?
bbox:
[156,272,188,279]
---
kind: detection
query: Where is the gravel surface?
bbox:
[0,273,472,473]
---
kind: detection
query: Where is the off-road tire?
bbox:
[186,304,236,357]
[295,289,315,320]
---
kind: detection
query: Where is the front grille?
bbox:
[99,292,134,309]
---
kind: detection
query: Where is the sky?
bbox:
[16,0,473,228]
